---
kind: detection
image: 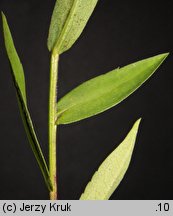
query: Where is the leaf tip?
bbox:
[157,52,169,63]
[136,117,142,125]
[1,11,8,35]
[1,11,6,23]
[133,118,142,134]
[161,52,169,59]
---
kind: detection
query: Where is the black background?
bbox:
[0,0,172,200]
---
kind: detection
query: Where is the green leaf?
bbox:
[2,12,52,191]
[47,0,98,54]
[80,118,141,200]
[57,53,168,125]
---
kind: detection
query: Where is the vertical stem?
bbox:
[49,50,59,200]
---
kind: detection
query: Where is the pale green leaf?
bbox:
[80,118,141,200]
[57,53,168,125]
[2,12,52,191]
[47,0,98,54]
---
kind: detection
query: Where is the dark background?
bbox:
[0,0,172,200]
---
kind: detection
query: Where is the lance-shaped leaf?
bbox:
[47,0,98,54]
[56,53,168,125]
[2,13,52,191]
[80,118,141,200]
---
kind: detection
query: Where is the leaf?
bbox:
[56,53,168,125]
[80,118,141,200]
[47,0,98,54]
[2,12,52,191]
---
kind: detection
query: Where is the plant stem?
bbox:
[49,50,59,200]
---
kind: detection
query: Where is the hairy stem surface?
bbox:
[49,50,59,200]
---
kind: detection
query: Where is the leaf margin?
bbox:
[1,12,53,191]
[56,53,168,125]
[47,0,98,54]
[80,118,141,200]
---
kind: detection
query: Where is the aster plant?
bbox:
[1,0,168,200]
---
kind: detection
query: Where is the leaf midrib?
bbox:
[57,66,150,120]
[54,0,77,52]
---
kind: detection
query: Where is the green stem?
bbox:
[49,50,59,200]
